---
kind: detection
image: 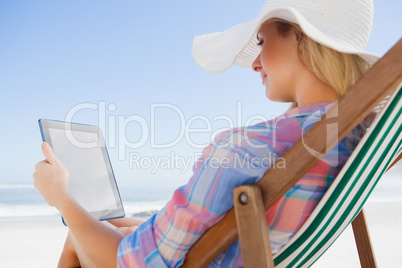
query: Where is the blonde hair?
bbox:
[268,18,370,109]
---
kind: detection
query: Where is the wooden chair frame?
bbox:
[181,39,402,268]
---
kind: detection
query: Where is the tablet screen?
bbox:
[39,119,125,223]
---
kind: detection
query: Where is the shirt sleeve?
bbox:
[117,125,285,267]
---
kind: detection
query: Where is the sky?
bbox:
[0,0,401,189]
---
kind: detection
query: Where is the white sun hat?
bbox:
[192,0,379,73]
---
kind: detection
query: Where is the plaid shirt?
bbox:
[117,102,369,267]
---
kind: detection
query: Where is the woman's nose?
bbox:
[252,52,262,72]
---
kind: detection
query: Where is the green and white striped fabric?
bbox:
[273,85,402,268]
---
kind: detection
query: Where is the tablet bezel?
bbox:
[38,119,125,224]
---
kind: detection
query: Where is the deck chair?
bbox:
[181,38,402,268]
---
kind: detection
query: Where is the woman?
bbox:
[33,0,378,267]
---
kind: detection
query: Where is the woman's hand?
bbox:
[33,142,71,209]
[34,142,126,267]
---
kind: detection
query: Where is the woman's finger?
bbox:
[41,142,57,165]
[32,173,38,189]
[34,160,47,171]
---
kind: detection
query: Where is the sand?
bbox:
[0,220,68,268]
[0,202,401,268]
[313,202,402,268]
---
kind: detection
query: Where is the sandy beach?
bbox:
[0,202,400,268]
[313,202,402,268]
[0,220,68,268]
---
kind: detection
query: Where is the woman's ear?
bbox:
[293,29,302,42]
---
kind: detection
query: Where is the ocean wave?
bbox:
[123,200,167,217]
[366,196,402,204]
[0,200,168,219]
[0,204,59,218]
[0,184,34,189]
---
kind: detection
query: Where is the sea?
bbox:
[1,164,401,223]
[0,180,180,223]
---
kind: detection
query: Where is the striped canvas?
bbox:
[273,85,402,267]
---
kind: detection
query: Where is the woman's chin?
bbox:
[265,92,285,102]
[265,89,295,103]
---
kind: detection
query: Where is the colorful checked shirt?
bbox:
[117,102,371,267]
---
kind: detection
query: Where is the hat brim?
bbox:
[192,7,380,73]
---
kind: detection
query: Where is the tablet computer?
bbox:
[38,119,125,225]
